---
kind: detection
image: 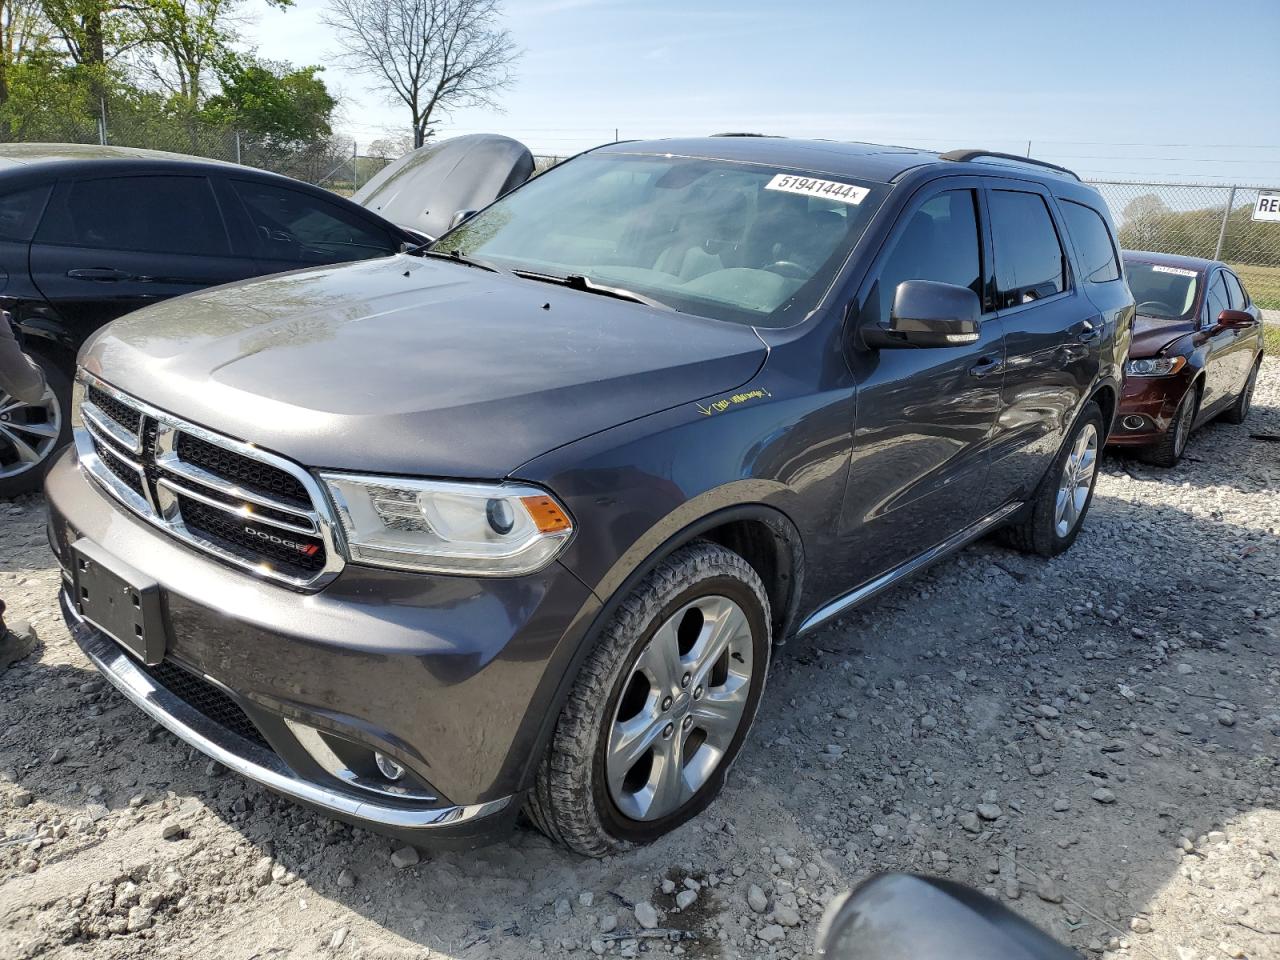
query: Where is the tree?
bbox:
[206,56,334,143]
[0,0,47,103]
[322,0,517,148]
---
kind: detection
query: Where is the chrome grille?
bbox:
[75,372,344,589]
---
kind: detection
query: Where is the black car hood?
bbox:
[80,256,767,477]
[351,134,534,239]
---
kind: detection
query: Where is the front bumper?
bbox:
[46,447,602,847]
[1108,371,1191,447]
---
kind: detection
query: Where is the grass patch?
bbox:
[1233,263,1280,311]
[1264,324,1280,356]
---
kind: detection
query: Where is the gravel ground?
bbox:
[2,361,1278,960]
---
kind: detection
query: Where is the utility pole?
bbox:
[1213,186,1237,261]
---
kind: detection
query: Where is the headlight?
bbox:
[320,474,573,576]
[1125,356,1186,377]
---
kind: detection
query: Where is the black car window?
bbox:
[1204,271,1230,327]
[1223,271,1248,309]
[231,180,398,263]
[989,190,1067,307]
[36,176,228,256]
[877,190,982,324]
[0,185,51,242]
[1060,200,1120,283]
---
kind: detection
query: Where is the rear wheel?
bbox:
[0,351,71,498]
[527,541,770,857]
[1000,401,1103,557]
[1141,386,1197,468]
[1219,358,1260,425]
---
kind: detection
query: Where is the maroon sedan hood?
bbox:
[1130,314,1195,358]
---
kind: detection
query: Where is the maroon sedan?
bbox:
[1109,251,1264,466]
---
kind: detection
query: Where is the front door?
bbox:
[983,183,1100,506]
[841,181,1006,585]
[29,174,260,349]
[1197,269,1238,414]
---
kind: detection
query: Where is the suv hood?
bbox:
[81,256,767,477]
[1131,313,1196,358]
[351,134,534,239]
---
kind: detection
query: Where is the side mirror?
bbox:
[862,280,981,349]
[815,874,1078,960]
[1216,309,1254,330]
[450,209,479,229]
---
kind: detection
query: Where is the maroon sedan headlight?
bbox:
[1126,356,1186,377]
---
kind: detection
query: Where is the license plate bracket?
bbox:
[70,539,167,665]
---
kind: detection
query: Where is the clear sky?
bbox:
[243,0,1280,184]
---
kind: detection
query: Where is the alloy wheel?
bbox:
[0,382,61,481]
[1054,422,1098,539]
[606,595,754,822]
[1172,395,1195,457]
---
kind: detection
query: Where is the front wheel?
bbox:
[0,351,71,498]
[1141,386,1197,468]
[526,541,771,857]
[1000,401,1104,557]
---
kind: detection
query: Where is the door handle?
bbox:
[968,357,1004,379]
[1077,319,1102,343]
[67,268,134,281]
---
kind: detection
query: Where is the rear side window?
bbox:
[231,180,398,263]
[989,190,1067,307]
[1060,200,1120,283]
[36,176,228,256]
[877,190,983,323]
[0,185,51,242]
[1204,271,1230,326]
[1223,271,1248,309]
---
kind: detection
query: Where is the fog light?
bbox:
[375,752,405,781]
[1122,415,1145,430]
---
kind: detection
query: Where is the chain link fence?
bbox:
[1088,181,1280,311]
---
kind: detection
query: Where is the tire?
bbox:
[0,350,72,498]
[1000,401,1104,557]
[526,541,771,857]
[1140,386,1198,468]
[1219,357,1260,426]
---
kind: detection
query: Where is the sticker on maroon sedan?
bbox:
[1152,265,1198,278]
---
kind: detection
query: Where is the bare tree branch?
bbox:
[322,0,516,148]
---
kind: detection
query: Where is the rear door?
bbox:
[841,178,1006,584]
[982,182,1099,507]
[29,174,260,340]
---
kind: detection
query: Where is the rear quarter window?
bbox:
[0,185,51,242]
[1060,200,1121,284]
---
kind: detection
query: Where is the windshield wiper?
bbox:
[406,245,508,275]
[513,271,672,310]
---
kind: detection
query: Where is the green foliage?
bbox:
[1118,194,1280,267]
[205,57,333,144]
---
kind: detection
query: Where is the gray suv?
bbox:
[46,138,1130,856]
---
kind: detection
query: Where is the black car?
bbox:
[47,139,1130,856]
[0,136,533,496]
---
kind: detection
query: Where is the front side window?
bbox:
[1060,200,1120,283]
[989,190,1067,307]
[232,180,398,263]
[1204,271,1230,327]
[1223,271,1248,310]
[435,153,889,327]
[36,176,228,256]
[876,190,982,324]
[1123,261,1199,319]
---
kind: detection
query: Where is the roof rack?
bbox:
[710,132,784,138]
[938,149,1080,181]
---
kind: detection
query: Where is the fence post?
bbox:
[1213,186,1237,261]
[352,140,359,190]
[98,99,107,145]
[235,131,241,165]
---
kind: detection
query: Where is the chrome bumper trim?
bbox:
[62,589,513,831]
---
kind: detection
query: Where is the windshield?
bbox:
[1124,261,1200,320]
[433,152,888,327]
